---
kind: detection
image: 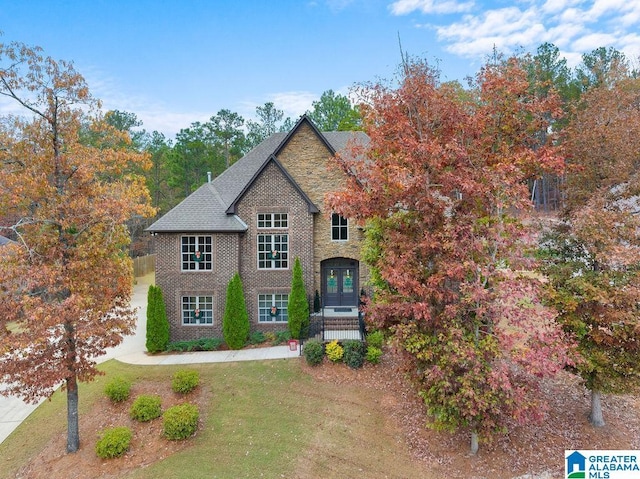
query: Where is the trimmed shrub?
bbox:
[264,331,277,343]
[95,426,132,459]
[172,369,200,394]
[223,273,250,350]
[287,258,309,339]
[325,339,344,362]
[303,339,324,366]
[366,345,383,364]
[163,403,199,440]
[166,337,223,352]
[146,285,170,353]
[104,377,131,403]
[130,394,162,422]
[343,340,365,369]
[313,289,321,313]
[366,330,384,349]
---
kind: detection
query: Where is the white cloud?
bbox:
[390,0,474,15]
[401,0,640,70]
[266,91,319,119]
[571,32,619,51]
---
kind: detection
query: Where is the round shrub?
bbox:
[104,377,131,403]
[163,403,199,440]
[325,340,344,363]
[366,345,383,364]
[366,330,385,349]
[95,426,132,459]
[342,340,365,369]
[130,394,162,422]
[303,339,324,366]
[172,369,200,394]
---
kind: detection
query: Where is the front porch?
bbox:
[306,306,366,342]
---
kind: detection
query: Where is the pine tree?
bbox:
[288,258,309,339]
[223,273,249,349]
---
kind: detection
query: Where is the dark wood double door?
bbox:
[322,258,358,307]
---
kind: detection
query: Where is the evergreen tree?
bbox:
[288,258,309,339]
[223,273,249,349]
[146,285,170,353]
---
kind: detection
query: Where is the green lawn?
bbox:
[0,359,432,479]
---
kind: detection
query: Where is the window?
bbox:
[331,214,348,241]
[181,236,212,271]
[257,213,288,229]
[258,293,289,323]
[182,295,213,325]
[258,234,288,269]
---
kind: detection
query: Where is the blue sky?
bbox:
[1,0,638,139]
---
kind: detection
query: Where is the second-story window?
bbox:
[181,236,213,271]
[258,234,288,269]
[331,213,348,241]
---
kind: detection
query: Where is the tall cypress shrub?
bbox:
[146,285,170,353]
[223,273,249,350]
[288,257,309,339]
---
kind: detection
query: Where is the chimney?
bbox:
[207,171,212,183]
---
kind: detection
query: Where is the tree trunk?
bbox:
[66,375,80,453]
[470,431,479,455]
[589,389,605,427]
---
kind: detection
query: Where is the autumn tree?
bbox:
[0,42,154,452]
[328,57,571,453]
[539,74,640,427]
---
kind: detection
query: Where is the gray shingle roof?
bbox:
[147,118,369,233]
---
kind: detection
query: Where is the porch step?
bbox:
[323,316,360,330]
[321,306,358,317]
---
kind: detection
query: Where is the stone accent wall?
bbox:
[235,161,314,333]
[276,122,369,295]
[155,232,239,341]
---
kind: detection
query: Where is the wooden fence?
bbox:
[133,254,155,278]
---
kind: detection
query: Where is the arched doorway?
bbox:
[321,258,359,307]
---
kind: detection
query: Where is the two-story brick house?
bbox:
[147,116,370,342]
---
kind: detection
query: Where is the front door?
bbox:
[322,259,358,307]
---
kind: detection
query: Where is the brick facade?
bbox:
[152,118,370,342]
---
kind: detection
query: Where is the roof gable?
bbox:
[226,155,320,214]
[147,116,369,233]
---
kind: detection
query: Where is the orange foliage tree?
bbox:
[540,72,640,427]
[0,42,154,452]
[328,57,572,453]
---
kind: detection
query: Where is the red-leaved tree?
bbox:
[328,57,573,453]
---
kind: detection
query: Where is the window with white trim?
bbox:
[258,234,288,269]
[181,236,213,271]
[257,213,288,229]
[258,293,289,323]
[331,213,348,241]
[182,295,213,325]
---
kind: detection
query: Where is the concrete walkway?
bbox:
[0,274,300,445]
